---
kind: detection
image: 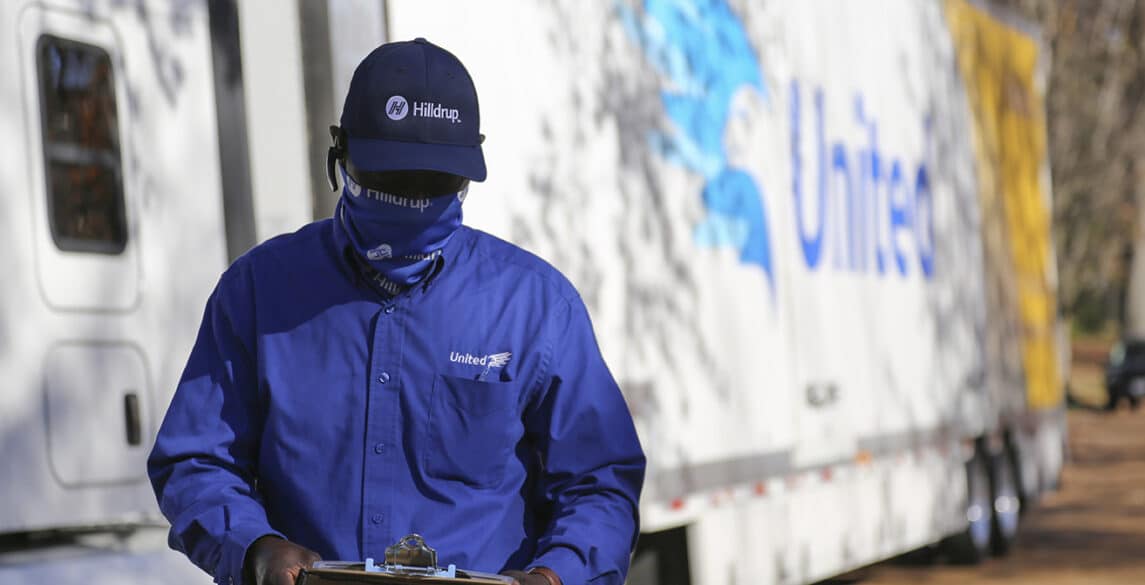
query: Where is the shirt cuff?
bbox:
[529,546,583,585]
[218,524,285,585]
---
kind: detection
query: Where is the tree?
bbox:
[991,0,1145,334]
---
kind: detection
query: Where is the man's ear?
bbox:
[326,125,347,192]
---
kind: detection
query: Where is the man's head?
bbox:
[328,38,485,197]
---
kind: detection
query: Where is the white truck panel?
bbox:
[0,0,227,533]
[237,0,314,241]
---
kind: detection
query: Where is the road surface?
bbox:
[830,405,1145,584]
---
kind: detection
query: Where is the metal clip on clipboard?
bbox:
[376,534,453,577]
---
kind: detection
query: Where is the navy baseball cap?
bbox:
[339,38,486,181]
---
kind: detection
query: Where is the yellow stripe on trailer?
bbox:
[945,0,1062,410]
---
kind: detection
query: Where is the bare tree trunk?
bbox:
[1125,156,1145,337]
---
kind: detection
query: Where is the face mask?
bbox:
[337,165,465,294]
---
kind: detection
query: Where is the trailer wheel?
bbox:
[942,450,992,564]
[989,446,1021,556]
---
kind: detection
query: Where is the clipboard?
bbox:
[296,534,515,585]
[297,566,512,584]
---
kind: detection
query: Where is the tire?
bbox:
[1011,434,1040,511]
[1043,426,1067,493]
[942,449,992,564]
[989,446,1021,556]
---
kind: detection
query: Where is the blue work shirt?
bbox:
[147,217,646,585]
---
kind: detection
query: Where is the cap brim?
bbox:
[347,137,487,182]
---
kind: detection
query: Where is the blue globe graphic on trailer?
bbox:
[622,0,774,293]
[697,169,772,272]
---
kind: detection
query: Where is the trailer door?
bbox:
[19,5,151,487]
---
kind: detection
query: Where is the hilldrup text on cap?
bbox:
[413,101,461,124]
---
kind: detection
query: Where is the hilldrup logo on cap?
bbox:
[386,96,409,120]
[413,101,462,124]
[387,94,462,125]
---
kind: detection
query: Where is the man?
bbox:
[148,38,645,585]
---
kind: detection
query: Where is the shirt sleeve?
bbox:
[523,293,646,585]
[147,266,283,585]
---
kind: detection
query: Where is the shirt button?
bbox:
[374,442,385,454]
[371,513,384,524]
[384,305,395,314]
[377,372,390,384]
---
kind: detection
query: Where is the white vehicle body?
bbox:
[0,1,1064,584]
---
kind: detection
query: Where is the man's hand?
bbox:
[244,535,321,585]
[500,568,561,585]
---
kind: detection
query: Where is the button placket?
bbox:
[381,297,410,547]
[364,302,400,554]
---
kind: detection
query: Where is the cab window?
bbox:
[37,35,127,254]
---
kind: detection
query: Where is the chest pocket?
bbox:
[424,374,521,489]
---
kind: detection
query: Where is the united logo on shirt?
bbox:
[449,351,512,368]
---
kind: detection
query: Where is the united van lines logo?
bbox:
[387,95,462,125]
[450,351,512,368]
[366,244,393,261]
[386,95,409,120]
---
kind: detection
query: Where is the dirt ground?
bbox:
[833,339,1145,584]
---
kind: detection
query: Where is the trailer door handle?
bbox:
[124,391,142,446]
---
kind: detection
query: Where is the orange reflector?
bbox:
[670,498,685,510]
[754,481,767,496]
[855,450,873,465]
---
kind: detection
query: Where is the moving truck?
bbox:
[0,1,1066,584]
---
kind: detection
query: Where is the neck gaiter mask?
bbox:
[337,165,465,295]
